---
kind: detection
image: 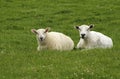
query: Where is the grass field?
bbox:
[0,0,120,79]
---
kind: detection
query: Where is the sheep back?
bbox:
[44,32,74,50]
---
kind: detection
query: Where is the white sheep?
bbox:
[31,28,74,51]
[75,24,113,49]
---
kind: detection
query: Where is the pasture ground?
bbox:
[0,0,120,79]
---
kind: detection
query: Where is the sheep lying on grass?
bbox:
[31,28,74,51]
[75,24,113,49]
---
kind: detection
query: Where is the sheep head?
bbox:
[75,24,94,39]
[31,27,50,41]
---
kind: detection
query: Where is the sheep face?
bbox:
[75,25,94,39]
[31,28,49,42]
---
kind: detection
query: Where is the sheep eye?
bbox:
[43,32,47,34]
[79,28,81,31]
[87,28,90,31]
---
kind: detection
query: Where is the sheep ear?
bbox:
[75,26,79,29]
[31,29,38,34]
[45,27,51,33]
[89,24,94,29]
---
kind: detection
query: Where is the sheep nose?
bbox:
[40,37,43,41]
[81,34,85,38]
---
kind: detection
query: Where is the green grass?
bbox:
[0,0,120,79]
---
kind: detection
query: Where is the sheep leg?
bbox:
[76,39,84,49]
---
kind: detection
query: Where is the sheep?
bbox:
[75,24,113,49]
[31,28,74,51]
